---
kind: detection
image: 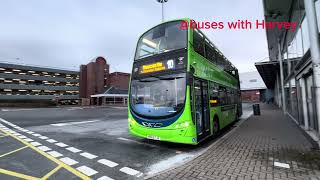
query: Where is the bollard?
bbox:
[253,104,260,115]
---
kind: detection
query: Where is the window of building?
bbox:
[249,79,257,82]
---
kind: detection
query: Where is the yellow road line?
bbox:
[0,146,28,158]
[41,165,62,180]
[0,168,39,180]
[0,128,91,180]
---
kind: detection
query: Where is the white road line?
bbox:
[39,136,49,140]
[98,159,118,168]
[97,176,114,180]
[60,157,78,165]
[66,147,81,153]
[17,135,27,139]
[46,139,57,143]
[50,120,100,127]
[80,152,97,159]
[76,166,98,176]
[24,138,34,142]
[26,131,34,134]
[37,146,51,152]
[32,134,41,137]
[119,167,141,176]
[30,142,42,146]
[55,142,68,147]
[274,162,290,168]
[47,151,63,158]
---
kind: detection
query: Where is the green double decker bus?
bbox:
[128,18,242,145]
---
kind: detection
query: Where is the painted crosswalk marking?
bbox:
[55,142,68,147]
[98,159,118,168]
[80,152,97,159]
[66,147,82,153]
[119,167,141,176]
[47,151,63,158]
[76,166,98,176]
[60,157,78,165]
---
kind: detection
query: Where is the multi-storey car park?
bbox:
[0,62,79,106]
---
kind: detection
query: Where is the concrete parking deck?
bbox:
[149,104,320,180]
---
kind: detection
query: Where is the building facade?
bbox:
[239,71,267,102]
[257,0,320,144]
[0,62,79,106]
[79,56,109,99]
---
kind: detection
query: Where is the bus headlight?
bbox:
[128,118,135,125]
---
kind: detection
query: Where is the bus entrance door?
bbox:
[194,80,210,142]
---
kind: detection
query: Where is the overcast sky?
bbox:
[0,0,268,73]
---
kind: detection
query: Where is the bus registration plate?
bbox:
[147,135,160,140]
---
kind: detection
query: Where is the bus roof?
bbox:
[141,18,238,72]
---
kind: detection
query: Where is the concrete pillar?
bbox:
[278,41,286,113]
[304,0,320,133]
[286,45,294,114]
[300,78,309,130]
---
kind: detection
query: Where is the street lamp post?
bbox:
[157,0,168,22]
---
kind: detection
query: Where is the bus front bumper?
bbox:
[128,122,197,145]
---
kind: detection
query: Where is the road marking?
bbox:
[47,151,63,158]
[30,142,42,146]
[66,147,82,153]
[55,142,68,147]
[39,136,49,140]
[80,152,97,159]
[0,168,38,180]
[26,131,34,134]
[0,128,90,180]
[41,165,62,179]
[60,157,78,166]
[17,135,27,139]
[32,133,41,137]
[37,146,51,152]
[24,138,34,142]
[274,162,290,168]
[50,120,100,127]
[98,159,118,168]
[119,167,141,176]
[0,146,28,158]
[76,166,98,176]
[46,139,57,143]
[1,108,35,112]
[97,176,114,180]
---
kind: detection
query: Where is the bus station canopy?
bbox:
[255,61,279,89]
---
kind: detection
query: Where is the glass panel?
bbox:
[301,16,310,53]
[135,21,187,59]
[316,0,320,32]
[130,73,186,117]
[296,28,304,57]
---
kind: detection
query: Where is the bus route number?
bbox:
[167,59,174,69]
